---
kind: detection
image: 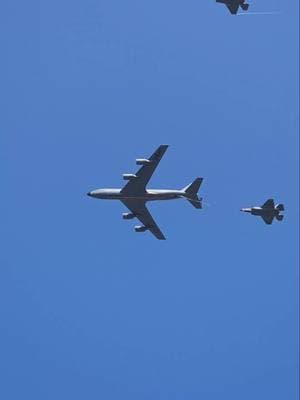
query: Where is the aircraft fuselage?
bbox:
[87,188,185,201]
[241,207,279,217]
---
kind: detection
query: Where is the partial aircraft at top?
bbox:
[87,145,203,240]
[216,0,250,14]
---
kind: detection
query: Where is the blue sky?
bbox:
[1,1,298,399]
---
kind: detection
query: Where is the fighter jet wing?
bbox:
[121,145,169,195]
[262,199,275,209]
[226,3,239,14]
[261,215,274,225]
[122,199,166,240]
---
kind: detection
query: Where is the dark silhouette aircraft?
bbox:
[241,199,284,225]
[87,145,203,240]
[216,0,249,14]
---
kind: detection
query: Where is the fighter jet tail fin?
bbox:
[241,3,249,11]
[275,203,285,211]
[276,214,284,221]
[183,178,203,209]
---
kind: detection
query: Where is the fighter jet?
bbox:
[216,0,249,14]
[87,145,203,240]
[241,199,284,225]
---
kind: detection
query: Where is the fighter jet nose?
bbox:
[87,192,92,197]
[241,208,251,213]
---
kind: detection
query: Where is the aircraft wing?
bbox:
[261,215,274,225]
[216,0,239,14]
[121,145,169,195]
[226,3,239,14]
[122,199,166,240]
[262,199,275,209]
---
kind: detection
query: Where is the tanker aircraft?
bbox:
[87,145,203,240]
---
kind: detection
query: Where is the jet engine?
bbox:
[135,225,148,233]
[123,174,137,181]
[122,213,135,220]
[136,159,152,166]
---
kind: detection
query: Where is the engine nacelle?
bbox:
[123,174,137,181]
[134,225,148,233]
[122,212,135,220]
[136,159,152,166]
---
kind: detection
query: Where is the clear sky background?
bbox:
[1,1,299,399]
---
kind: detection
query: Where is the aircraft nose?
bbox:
[87,192,92,197]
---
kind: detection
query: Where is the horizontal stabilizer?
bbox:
[276,204,284,211]
[183,178,203,195]
[187,199,202,209]
[276,215,284,221]
[183,178,203,209]
[241,3,249,11]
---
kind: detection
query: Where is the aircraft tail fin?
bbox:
[275,203,285,211]
[182,178,203,209]
[241,3,249,11]
[276,214,284,221]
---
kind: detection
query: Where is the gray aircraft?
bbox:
[241,199,284,225]
[87,145,203,240]
[216,0,249,14]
